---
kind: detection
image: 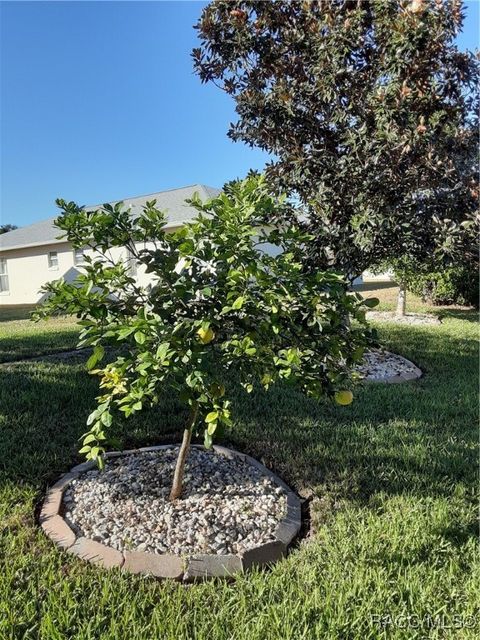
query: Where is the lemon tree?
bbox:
[36,176,374,499]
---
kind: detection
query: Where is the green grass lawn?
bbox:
[0,296,478,639]
[0,310,79,363]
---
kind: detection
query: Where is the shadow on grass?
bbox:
[227,380,476,504]
[0,330,80,363]
[434,308,479,323]
[226,321,478,505]
[0,316,477,530]
[0,360,187,488]
[0,305,36,322]
[353,281,397,292]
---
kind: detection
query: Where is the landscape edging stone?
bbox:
[40,445,301,580]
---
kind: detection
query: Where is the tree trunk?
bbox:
[396,282,407,317]
[169,401,199,501]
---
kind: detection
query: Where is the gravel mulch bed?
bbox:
[357,348,420,380]
[63,447,287,556]
[366,311,441,325]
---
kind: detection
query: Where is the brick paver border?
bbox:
[39,445,301,580]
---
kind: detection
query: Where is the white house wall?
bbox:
[0,242,153,307]
[0,231,381,308]
[0,242,75,306]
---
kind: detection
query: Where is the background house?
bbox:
[0,183,392,308]
[0,185,220,307]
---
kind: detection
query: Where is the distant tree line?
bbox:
[0,224,18,234]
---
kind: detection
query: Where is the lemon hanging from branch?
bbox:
[335,390,353,406]
[197,327,215,344]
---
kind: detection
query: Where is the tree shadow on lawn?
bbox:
[371,319,477,370]
[0,320,476,518]
[228,380,476,505]
[0,306,36,322]
[434,308,479,323]
[0,331,79,363]
[227,324,478,506]
[0,361,189,488]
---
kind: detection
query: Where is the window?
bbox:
[48,251,59,269]
[73,248,85,265]
[0,258,9,293]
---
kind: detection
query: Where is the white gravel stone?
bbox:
[63,447,287,556]
[366,311,441,326]
[357,348,419,380]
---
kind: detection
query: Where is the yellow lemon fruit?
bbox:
[335,390,353,406]
[197,327,215,344]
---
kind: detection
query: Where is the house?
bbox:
[0,184,221,307]
[0,183,393,308]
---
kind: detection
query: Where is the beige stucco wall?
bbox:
[1,242,74,306]
[0,242,147,306]
[0,227,292,307]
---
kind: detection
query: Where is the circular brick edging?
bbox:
[39,445,301,581]
[364,352,423,384]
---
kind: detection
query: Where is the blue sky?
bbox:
[1,0,478,227]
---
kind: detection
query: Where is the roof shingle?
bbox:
[0,184,221,252]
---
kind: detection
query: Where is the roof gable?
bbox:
[0,184,221,252]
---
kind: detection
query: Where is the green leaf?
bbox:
[100,412,112,427]
[134,331,146,344]
[117,326,136,340]
[204,432,213,449]
[86,344,104,371]
[96,345,105,358]
[363,297,379,308]
[83,433,97,445]
[355,310,366,323]
[205,411,219,423]
[207,421,217,435]
[352,347,365,362]
[232,296,245,310]
[156,342,171,361]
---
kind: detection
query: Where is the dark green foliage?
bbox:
[0,224,18,234]
[194,0,479,277]
[404,261,479,308]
